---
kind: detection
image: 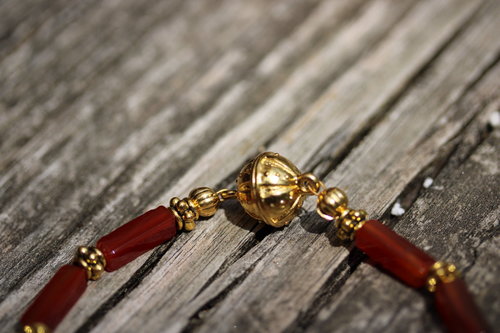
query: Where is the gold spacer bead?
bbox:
[182,209,196,221]
[348,209,367,222]
[169,198,184,230]
[74,246,106,281]
[23,323,50,333]
[183,220,196,231]
[170,197,180,206]
[426,261,459,292]
[335,209,368,241]
[178,200,190,212]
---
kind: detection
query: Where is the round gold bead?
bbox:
[316,187,349,221]
[235,152,306,227]
[189,187,220,217]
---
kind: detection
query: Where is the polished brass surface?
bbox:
[236,152,313,227]
[23,323,50,333]
[427,261,459,292]
[74,246,106,280]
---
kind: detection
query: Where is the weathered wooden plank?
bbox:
[2,0,322,159]
[0,0,73,60]
[0,0,324,271]
[1,0,365,331]
[0,0,264,163]
[306,106,500,333]
[0,0,358,303]
[85,0,494,332]
[0,0,185,124]
[169,2,498,332]
[0,0,498,332]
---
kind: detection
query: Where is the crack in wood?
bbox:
[182,243,278,333]
[282,248,365,333]
[379,57,500,225]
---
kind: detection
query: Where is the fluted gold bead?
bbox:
[74,246,106,281]
[23,323,50,333]
[316,187,349,221]
[189,187,220,217]
[315,186,369,241]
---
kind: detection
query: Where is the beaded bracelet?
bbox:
[20,152,489,333]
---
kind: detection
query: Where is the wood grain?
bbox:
[0,0,498,332]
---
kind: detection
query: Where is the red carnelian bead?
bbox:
[435,278,490,333]
[96,206,177,271]
[20,264,87,330]
[355,220,436,288]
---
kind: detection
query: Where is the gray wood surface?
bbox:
[0,0,498,332]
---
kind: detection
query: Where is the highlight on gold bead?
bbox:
[235,152,311,228]
[74,246,106,281]
[23,323,50,333]
[427,261,459,292]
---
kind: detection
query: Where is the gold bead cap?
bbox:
[236,152,308,227]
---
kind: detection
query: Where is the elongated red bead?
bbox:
[96,206,177,271]
[20,265,87,330]
[435,278,490,333]
[355,220,435,288]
